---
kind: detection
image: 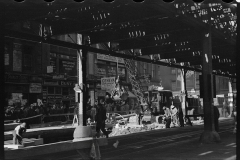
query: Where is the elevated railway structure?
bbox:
[1,0,237,145]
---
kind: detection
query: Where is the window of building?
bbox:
[55,87,62,95]
[62,87,69,95]
[48,87,55,94]
[69,88,75,95]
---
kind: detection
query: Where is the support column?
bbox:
[180,69,186,117]
[228,79,233,117]
[199,23,220,143]
[0,4,5,160]
[183,69,188,116]
[73,34,91,140]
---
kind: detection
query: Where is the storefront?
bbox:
[5,73,43,107]
[42,78,76,108]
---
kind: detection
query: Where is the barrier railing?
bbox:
[41,113,74,123]
[4,114,43,124]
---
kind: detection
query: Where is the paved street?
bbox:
[16,119,236,160]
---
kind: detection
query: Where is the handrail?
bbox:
[4,114,43,124]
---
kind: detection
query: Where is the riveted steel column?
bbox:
[0,3,5,160]
[200,22,220,143]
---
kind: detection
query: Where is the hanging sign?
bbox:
[97,54,124,63]
[29,83,42,93]
[101,77,115,93]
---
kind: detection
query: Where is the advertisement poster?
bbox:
[59,59,76,76]
[29,83,42,93]
[13,43,22,72]
[97,65,106,77]
[101,77,115,93]
[107,66,116,76]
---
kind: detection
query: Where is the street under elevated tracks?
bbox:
[15,118,236,160]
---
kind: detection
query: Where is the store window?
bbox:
[48,87,55,94]
[69,88,75,95]
[62,87,69,95]
[55,87,62,95]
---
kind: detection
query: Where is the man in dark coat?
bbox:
[95,100,108,138]
[214,105,220,132]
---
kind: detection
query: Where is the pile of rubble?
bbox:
[109,123,165,137]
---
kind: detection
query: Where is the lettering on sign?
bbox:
[97,54,124,63]
[29,83,42,93]
[44,80,59,85]
[59,59,76,75]
[53,75,65,80]
[101,77,115,92]
[60,81,74,86]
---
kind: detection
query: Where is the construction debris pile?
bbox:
[109,123,165,137]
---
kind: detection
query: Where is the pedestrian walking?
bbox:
[13,122,27,145]
[72,106,79,126]
[178,106,184,127]
[95,100,108,138]
[214,105,220,132]
[170,103,179,127]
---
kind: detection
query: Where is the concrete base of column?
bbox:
[199,130,221,144]
[73,125,92,141]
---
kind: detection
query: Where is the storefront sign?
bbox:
[53,74,65,80]
[13,43,22,72]
[43,80,59,85]
[30,76,42,82]
[60,81,75,86]
[29,83,42,93]
[101,77,115,92]
[97,53,124,63]
[5,74,29,83]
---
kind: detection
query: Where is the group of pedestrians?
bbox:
[73,99,109,138]
[162,103,185,128]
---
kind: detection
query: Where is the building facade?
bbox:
[4,21,235,109]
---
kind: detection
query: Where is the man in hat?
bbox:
[95,100,108,138]
[13,122,27,145]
